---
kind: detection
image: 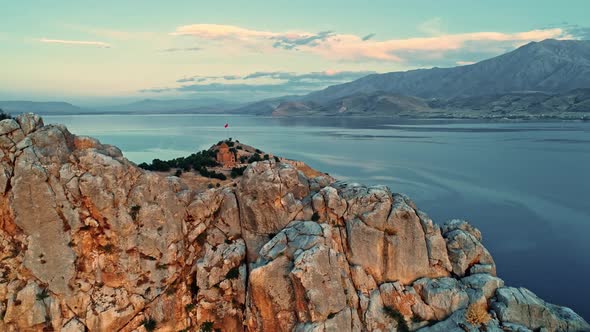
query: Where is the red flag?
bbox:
[224,123,229,128]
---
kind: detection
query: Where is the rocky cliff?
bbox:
[0,114,588,332]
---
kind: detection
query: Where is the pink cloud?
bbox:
[456,61,476,66]
[39,38,111,48]
[171,24,276,40]
[170,24,571,62]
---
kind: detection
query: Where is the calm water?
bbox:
[45,114,590,320]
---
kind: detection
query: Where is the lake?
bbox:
[45,114,590,320]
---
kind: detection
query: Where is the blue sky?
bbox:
[1,0,589,104]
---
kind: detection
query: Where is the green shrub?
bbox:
[150,159,171,172]
[100,244,114,253]
[139,149,218,172]
[36,288,50,301]
[174,169,182,177]
[130,205,141,221]
[0,109,12,121]
[142,317,157,331]
[196,232,208,246]
[225,266,240,279]
[230,166,247,178]
[185,303,196,312]
[200,321,214,332]
[247,154,262,163]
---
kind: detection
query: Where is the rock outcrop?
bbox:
[0,113,588,332]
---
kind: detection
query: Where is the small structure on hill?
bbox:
[216,143,236,168]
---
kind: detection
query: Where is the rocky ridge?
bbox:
[0,113,588,331]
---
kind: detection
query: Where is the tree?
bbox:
[0,108,12,121]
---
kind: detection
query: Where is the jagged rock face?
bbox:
[0,114,588,332]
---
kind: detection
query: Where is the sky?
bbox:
[1,0,589,105]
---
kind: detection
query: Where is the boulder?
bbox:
[491,287,590,331]
[442,219,496,277]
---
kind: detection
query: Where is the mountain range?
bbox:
[305,39,590,102]
[2,39,590,119]
[236,39,590,118]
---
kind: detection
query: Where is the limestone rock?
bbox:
[413,277,469,321]
[491,287,590,332]
[237,160,310,261]
[442,219,496,277]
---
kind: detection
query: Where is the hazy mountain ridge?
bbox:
[0,98,241,115]
[0,100,88,115]
[98,98,240,114]
[305,39,590,102]
[239,89,590,119]
[239,39,590,118]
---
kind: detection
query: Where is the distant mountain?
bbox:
[99,98,240,114]
[0,98,242,116]
[258,93,431,117]
[240,89,590,119]
[432,88,590,114]
[230,95,303,115]
[0,101,87,115]
[234,39,590,119]
[305,39,590,103]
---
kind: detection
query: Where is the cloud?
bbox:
[143,70,374,96]
[305,28,570,62]
[138,87,173,93]
[272,30,334,50]
[170,23,570,63]
[39,38,111,48]
[162,47,202,52]
[170,24,276,39]
[62,24,159,41]
[176,83,304,93]
[562,24,590,40]
[170,24,336,51]
[242,70,374,82]
[456,61,476,66]
[418,17,445,35]
[176,70,374,85]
